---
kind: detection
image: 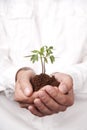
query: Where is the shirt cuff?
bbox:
[0,86,5,92]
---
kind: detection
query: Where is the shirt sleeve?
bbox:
[0,45,34,98]
[0,46,18,92]
[64,44,87,93]
[0,1,38,94]
[0,41,36,90]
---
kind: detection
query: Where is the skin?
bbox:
[14,69,74,117]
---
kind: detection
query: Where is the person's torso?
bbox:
[0,0,87,73]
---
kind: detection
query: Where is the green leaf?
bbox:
[49,46,53,50]
[45,46,54,56]
[32,50,39,54]
[30,54,38,63]
[39,46,45,56]
[25,45,55,74]
[40,46,45,52]
[50,55,55,63]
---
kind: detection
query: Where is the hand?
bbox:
[14,68,37,107]
[52,72,73,93]
[28,72,74,117]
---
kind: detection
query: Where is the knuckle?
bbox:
[14,93,19,101]
[51,104,60,113]
[34,99,44,110]
[50,89,58,98]
[43,97,49,104]
[69,98,74,106]
[38,114,43,117]
[39,92,49,104]
[62,97,67,105]
[54,109,59,113]
[37,102,44,110]
[14,92,27,102]
[14,96,20,102]
[57,105,67,112]
[30,107,43,117]
[19,104,24,108]
[46,86,58,98]
[47,111,54,115]
[61,106,67,112]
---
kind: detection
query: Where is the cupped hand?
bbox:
[28,72,74,117]
[14,68,37,107]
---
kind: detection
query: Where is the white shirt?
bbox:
[0,0,87,130]
[0,0,87,94]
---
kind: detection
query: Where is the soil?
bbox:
[30,73,60,91]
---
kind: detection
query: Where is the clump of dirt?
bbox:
[30,73,60,91]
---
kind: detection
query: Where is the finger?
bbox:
[51,72,62,82]
[57,90,74,106]
[15,83,39,104]
[45,86,74,106]
[19,103,30,108]
[19,78,33,96]
[58,82,73,94]
[52,72,73,92]
[17,69,34,97]
[58,83,69,94]
[65,89,74,106]
[38,90,66,113]
[28,105,44,117]
[14,82,28,102]
[34,98,53,115]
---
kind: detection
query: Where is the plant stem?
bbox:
[43,58,46,74]
[40,56,44,73]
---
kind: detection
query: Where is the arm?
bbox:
[0,44,21,94]
[14,68,74,117]
[28,44,87,116]
[14,44,87,117]
[28,44,87,117]
[28,73,74,117]
[63,44,87,93]
[0,22,16,93]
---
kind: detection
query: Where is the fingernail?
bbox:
[24,87,30,96]
[59,84,68,94]
[28,105,33,110]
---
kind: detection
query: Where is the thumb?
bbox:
[59,82,68,94]
[20,79,33,96]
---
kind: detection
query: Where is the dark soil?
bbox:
[30,73,60,91]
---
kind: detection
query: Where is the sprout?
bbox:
[25,45,55,74]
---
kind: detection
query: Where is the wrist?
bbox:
[15,67,35,82]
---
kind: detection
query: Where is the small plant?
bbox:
[26,45,55,74]
[25,45,59,91]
